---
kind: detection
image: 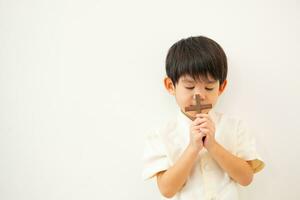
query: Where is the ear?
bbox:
[218,80,227,95]
[164,77,175,95]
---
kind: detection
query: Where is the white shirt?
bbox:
[142,109,264,200]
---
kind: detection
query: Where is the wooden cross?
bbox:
[184,94,212,142]
[183,94,212,121]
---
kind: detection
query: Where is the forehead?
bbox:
[180,74,217,84]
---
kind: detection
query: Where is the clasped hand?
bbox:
[189,113,216,152]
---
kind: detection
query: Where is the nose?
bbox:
[193,93,205,100]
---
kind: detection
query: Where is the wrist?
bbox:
[206,140,218,153]
[187,143,202,155]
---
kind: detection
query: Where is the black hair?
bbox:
[165,36,227,86]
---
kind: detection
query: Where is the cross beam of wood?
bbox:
[183,94,212,121]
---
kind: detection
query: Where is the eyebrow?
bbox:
[205,80,218,84]
[182,79,217,84]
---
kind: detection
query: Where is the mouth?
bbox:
[184,104,212,113]
[183,94,212,118]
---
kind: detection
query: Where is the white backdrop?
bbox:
[1,0,300,199]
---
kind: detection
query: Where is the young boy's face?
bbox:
[164,74,227,117]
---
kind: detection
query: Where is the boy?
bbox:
[142,36,264,200]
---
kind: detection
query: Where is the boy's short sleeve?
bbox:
[235,120,265,173]
[142,130,170,180]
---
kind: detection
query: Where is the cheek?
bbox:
[209,93,219,104]
[176,89,192,105]
[183,93,194,105]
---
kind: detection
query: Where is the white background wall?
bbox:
[1,0,300,199]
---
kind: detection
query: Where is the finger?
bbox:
[199,132,207,142]
[192,118,201,125]
[196,113,209,118]
[192,126,202,134]
[193,117,206,125]
[199,122,208,128]
[200,128,209,134]
[194,125,205,132]
[194,132,206,141]
[196,114,213,123]
[191,127,197,133]
[200,131,207,138]
[195,131,206,137]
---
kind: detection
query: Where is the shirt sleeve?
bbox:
[235,120,265,173]
[142,130,171,180]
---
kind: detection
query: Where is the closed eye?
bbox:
[205,87,214,91]
[185,87,194,90]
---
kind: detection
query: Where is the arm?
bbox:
[156,118,206,198]
[156,145,199,198]
[197,113,254,186]
[207,142,253,186]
